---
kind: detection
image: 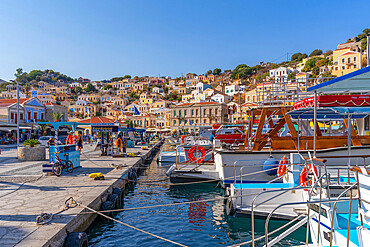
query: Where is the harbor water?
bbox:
[87,153,307,246]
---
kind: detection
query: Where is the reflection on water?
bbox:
[87,158,306,246]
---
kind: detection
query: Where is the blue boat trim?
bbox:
[312,217,331,231]
[232,183,295,189]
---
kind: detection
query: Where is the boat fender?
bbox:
[108,194,119,209]
[64,232,88,247]
[300,164,318,191]
[112,187,124,208]
[100,201,114,218]
[225,198,236,216]
[224,187,230,204]
[263,157,279,176]
[166,164,176,176]
[128,168,137,182]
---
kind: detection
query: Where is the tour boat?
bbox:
[215,103,370,186]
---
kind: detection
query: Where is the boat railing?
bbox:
[250,184,318,247]
[329,182,358,247]
[263,197,359,247]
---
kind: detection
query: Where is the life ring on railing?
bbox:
[300,164,318,191]
[116,138,123,149]
[277,156,288,177]
[188,146,206,163]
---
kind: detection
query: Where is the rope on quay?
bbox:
[103,166,279,187]
[74,198,188,247]
[228,214,305,247]
[0,174,44,199]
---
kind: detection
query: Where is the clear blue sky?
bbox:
[0,0,369,81]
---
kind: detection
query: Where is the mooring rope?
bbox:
[76,199,188,247]
[69,193,260,215]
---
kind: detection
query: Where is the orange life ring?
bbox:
[300,164,318,191]
[116,138,123,149]
[277,165,287,177]
[188,146,206,163]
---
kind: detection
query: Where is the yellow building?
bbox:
[332,48,363,77]
[139,93,153,104]
[152,100,171,108]
[181,94,192,102]
[296,72,310,83]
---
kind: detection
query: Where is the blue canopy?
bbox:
[308,66,370,93]
[287,107,370,119]
[37,121,90,131]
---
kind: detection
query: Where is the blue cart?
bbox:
[49,144,81,169]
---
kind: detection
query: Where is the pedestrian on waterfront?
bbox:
[77,132,83,152]
[116,134,123,153]
[47,137,56,146]
[66,131,77,145]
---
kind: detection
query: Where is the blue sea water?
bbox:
[87,158,307,246]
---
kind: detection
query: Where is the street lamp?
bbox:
[11,79,20,157]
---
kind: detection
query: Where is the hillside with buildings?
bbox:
[0,29,369,134]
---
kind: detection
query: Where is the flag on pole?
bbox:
[85,106,91,115]
[133,105,140,115]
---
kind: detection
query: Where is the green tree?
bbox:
[84,83,97,93]
[72,86,83,95]
[312,66,320,75]
[231,64,252,79]
[103,85,112,90]
[291,53,308,62]
[129,92,139,100]
[287,72,296,81]
[324,50,333,57]
[95,112,102,117]
[123,75,131,79]
[206,70,212,75]
[309,49,323,57]
[51,112,64,122]
[302,57,325,72]
[213,68,222,75]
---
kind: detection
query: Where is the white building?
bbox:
[269,67,297,83]
[225,85,240,96]
[211,93,233,103]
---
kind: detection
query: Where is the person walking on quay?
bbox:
[77,132,83,152]
[66,131,77,145]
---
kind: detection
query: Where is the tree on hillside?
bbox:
[324,50,333,57]
[84,83,97,93]
[72,86,83,95]
[291,53,308,62]
[287,72,296,82]
[231,64,252,79]
[206,70,212,75]
[123,75,131,79]
[129,92,139,100]
[357,29,370,51]
[103,85,112,90]
[309,49,323,57]
[213,68,222,75]
[302,57,327,72]
[14,68,28,83]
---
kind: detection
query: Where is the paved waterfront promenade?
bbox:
[0,144,156,247]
